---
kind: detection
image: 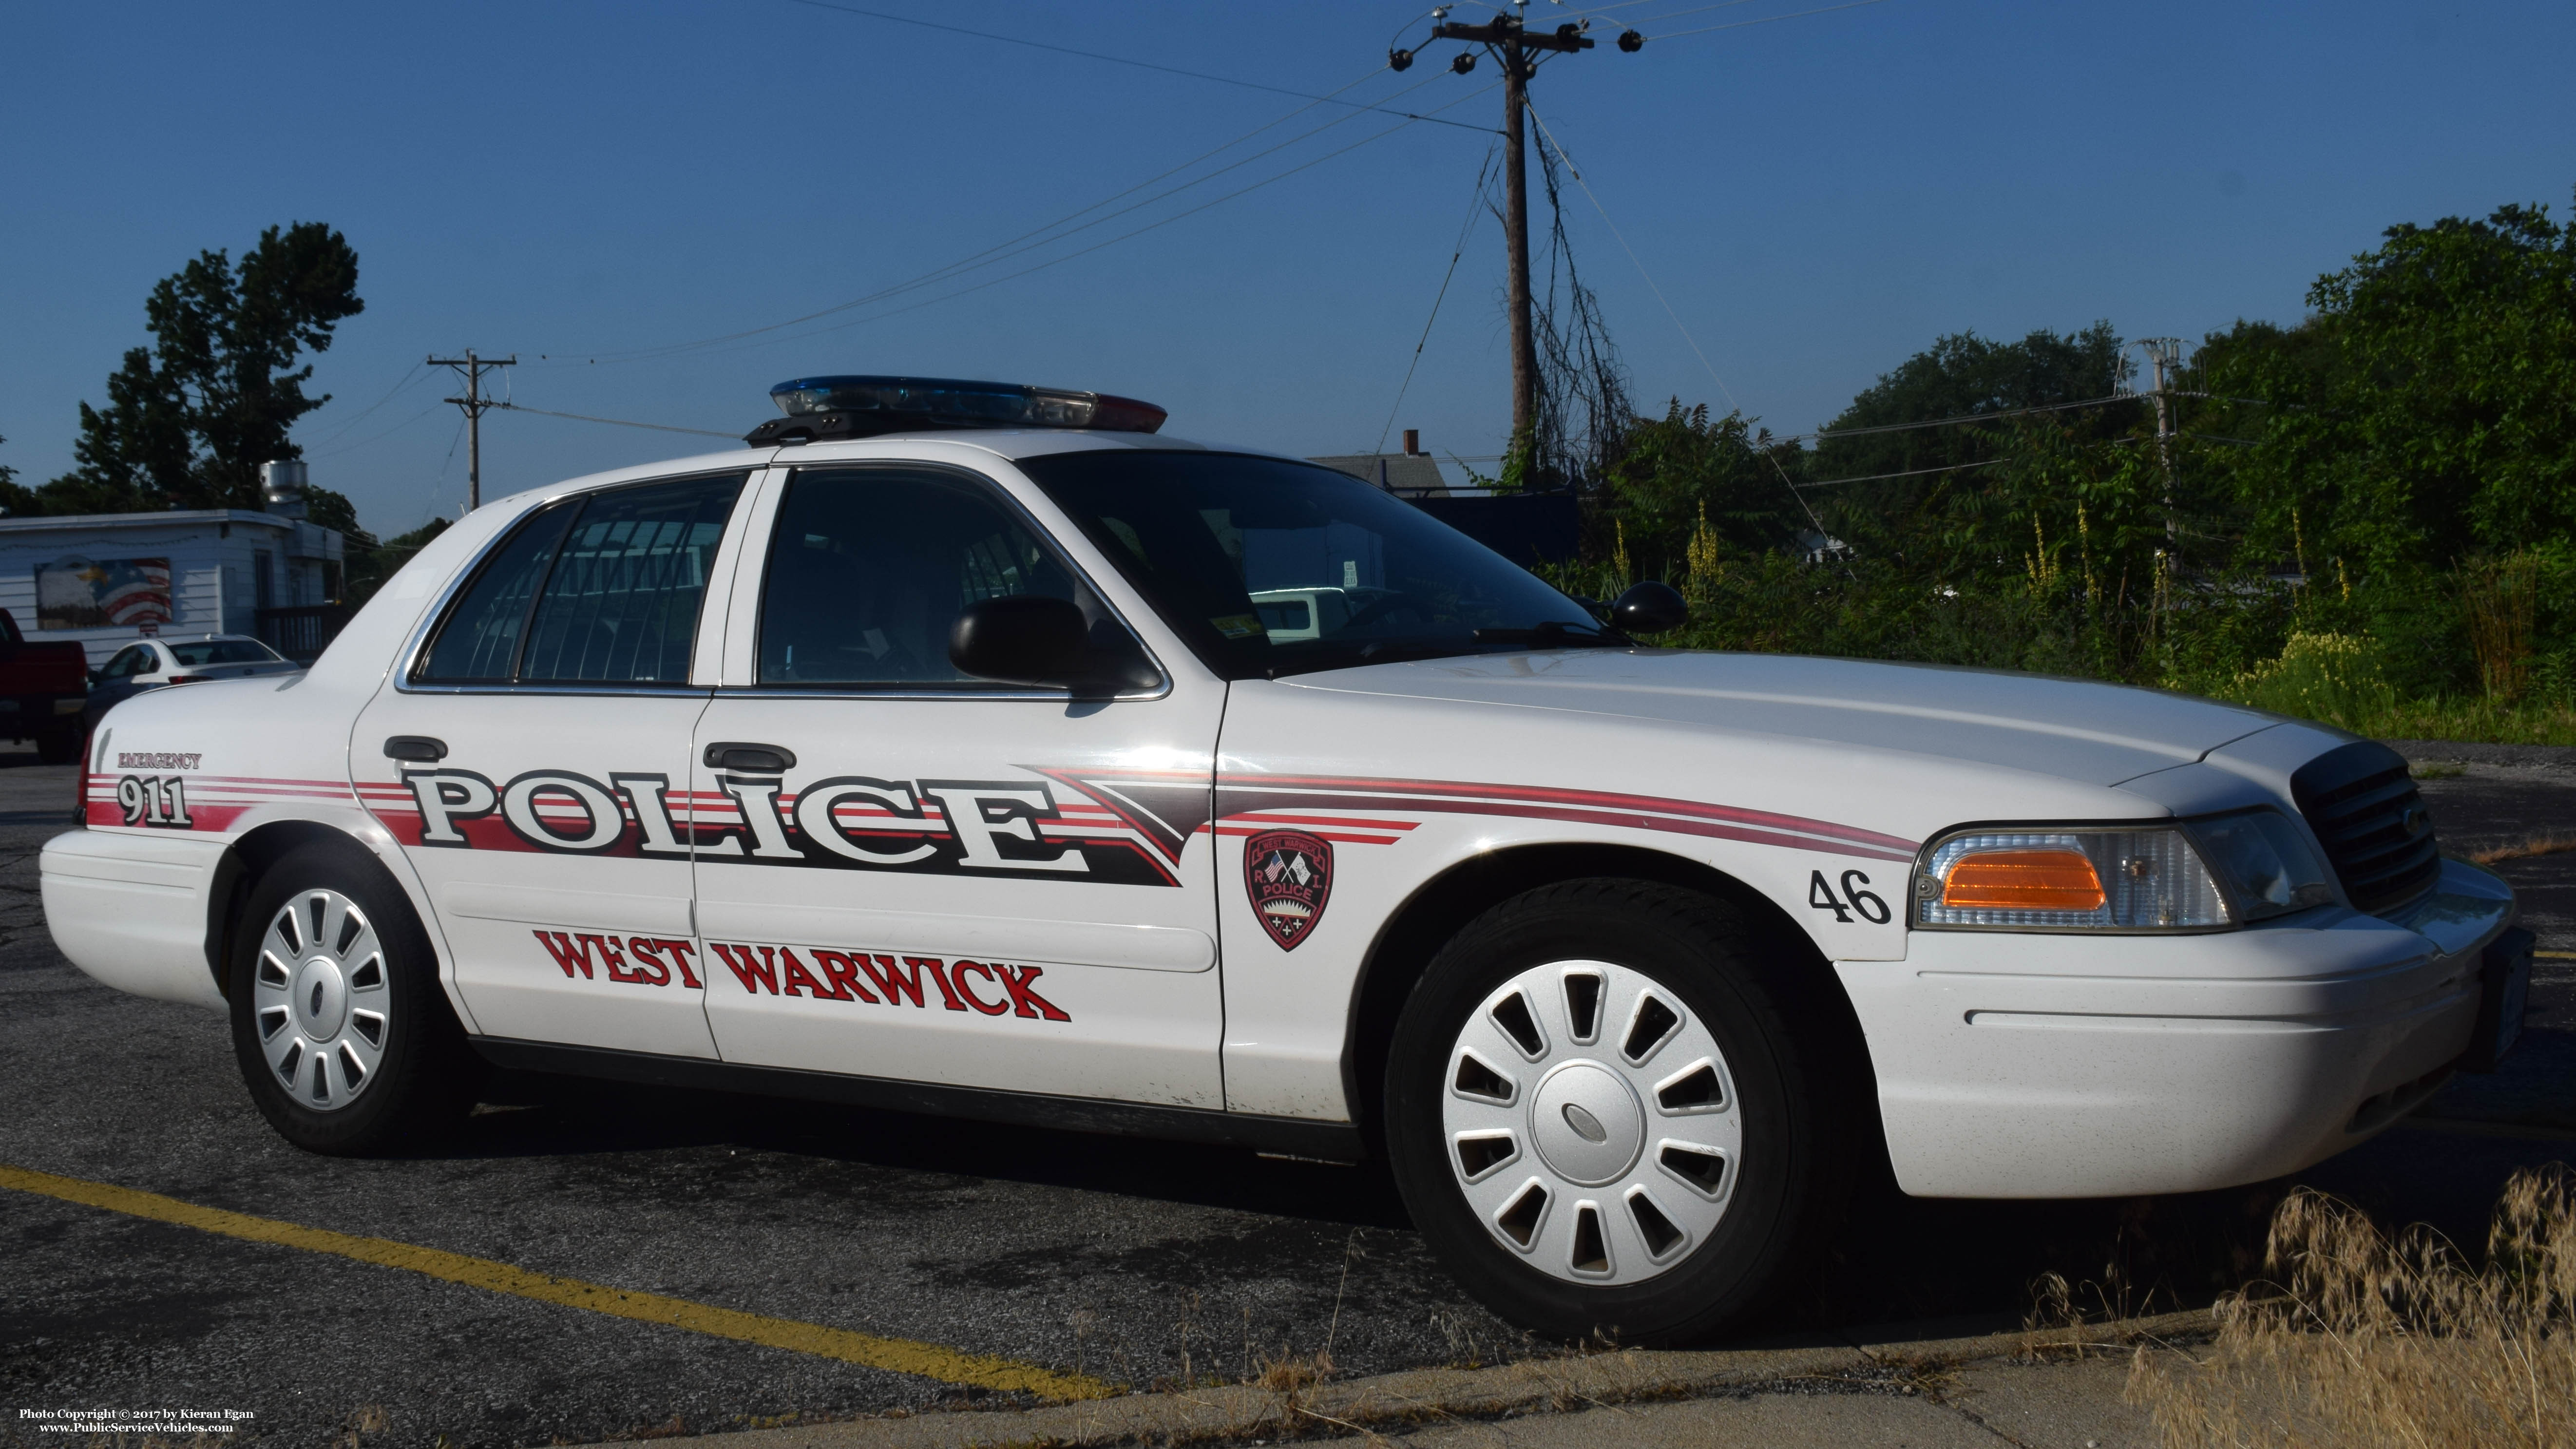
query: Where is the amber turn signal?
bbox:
[1939,848,2106,912]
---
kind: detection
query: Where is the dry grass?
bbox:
[2129,1167,2576,1448]
[2468,833,2576,866]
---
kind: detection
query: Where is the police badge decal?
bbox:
[1244,829,1333,950]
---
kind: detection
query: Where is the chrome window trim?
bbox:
[397,684,715,700]
[744,458,1173,697]
[711,682,1174,704]
[392,469,756,697]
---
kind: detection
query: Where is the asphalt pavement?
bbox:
[2,746,2571,1448]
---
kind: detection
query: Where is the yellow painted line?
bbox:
[2537,950,2574,961]
[0,1162,1109,1401]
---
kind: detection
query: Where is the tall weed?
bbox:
[2131,1168,2576,1449]
[2210,632,2397,727]
[2464,553,2542,701]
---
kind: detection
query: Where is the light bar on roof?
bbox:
[745,374,1168,445]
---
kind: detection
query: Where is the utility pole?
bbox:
[2137,338,2183,618]
[1400,6,1635,461]
[428,350,517,511]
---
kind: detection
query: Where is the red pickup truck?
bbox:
[0,609,91,763]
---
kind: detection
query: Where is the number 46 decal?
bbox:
[1808,869,1891,925]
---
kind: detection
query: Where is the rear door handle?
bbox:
[704,742,797,773]
[383,735,448,763]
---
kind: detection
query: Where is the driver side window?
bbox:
[101,646,153,679]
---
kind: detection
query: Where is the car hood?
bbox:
[1282,649,2283,788]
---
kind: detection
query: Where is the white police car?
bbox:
[42,376,2528,1343]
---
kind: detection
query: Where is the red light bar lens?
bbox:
[1084,393,1169,433]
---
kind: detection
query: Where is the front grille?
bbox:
[2291,741,2442,915]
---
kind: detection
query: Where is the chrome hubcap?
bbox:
[250,889,387,1112]
[1443,960,1741,1285]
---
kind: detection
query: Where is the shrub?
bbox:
[2212,633,2397,728]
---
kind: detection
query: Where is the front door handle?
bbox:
[704,741,797,773]
[383,735,448,763]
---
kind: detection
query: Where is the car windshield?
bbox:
[167,639,281,667]
[1016,450,1616,679]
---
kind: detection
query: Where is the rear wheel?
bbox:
[1384,879,1859,1344]
[227,843,481,1154]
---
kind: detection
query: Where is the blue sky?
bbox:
[4,0,2572,537]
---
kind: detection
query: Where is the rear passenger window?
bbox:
[415,473,745,686]
[755,466,1083,686]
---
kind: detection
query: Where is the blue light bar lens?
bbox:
[765,375,1164,433]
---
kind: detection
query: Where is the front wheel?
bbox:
[1384,879,1861,1344]
[227,842,481,1154]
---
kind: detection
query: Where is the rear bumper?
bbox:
[0,695,87,731]
[41,828,228,1009]
[1838,857,2514,1199]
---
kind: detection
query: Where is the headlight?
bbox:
[2188,809,2336,920]
[1915,809,2336,933]
[1917,827,2231,931]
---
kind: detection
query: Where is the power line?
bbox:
[1652,0,1895,39]
[1795,393,2140,443]
[549,67,1460,366]
[1617,0,1774,28]
[654,86,1500,364]
[783,0,1497,133]
[311,399,446,458]
[1376,140,1500,455]
[1799,457,2009,488]
[302,363,429,450]
[488,402,736,439]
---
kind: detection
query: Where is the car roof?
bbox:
[484,427,1306,515]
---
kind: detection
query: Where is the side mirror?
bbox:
[1610,581,1688,635]
[949,595,1160,692]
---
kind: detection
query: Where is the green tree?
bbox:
[1808,323,2145,570]
[2188,194,2576,690]
[343,518,447,608]
[2199,200,2576,577]
[38,222,363,515]
[1596,401,1806,577]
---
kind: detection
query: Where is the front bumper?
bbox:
[1837,857,2515,1199]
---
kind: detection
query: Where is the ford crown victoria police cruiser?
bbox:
[43,375,2530,1343]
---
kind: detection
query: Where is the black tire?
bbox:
[227,841,482,1154]
[1383,878,1862,1345]
[36,727,79,765]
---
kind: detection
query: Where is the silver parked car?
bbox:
[84,635,301,731]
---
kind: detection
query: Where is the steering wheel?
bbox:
[1336,591,1426,632]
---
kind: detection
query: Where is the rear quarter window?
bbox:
[416,472,747,686]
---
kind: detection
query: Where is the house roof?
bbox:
[0,509,301,534]
[1307,453,1450,495]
